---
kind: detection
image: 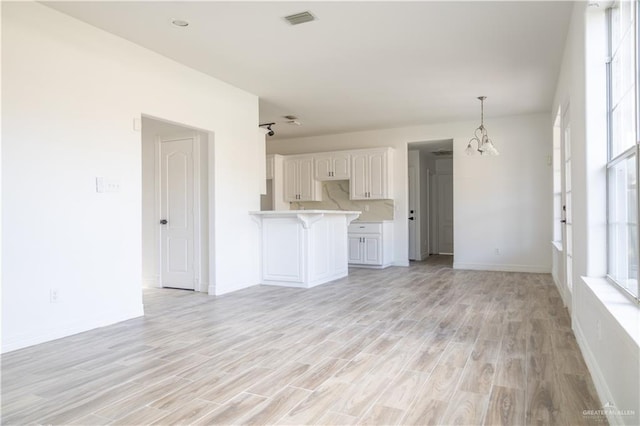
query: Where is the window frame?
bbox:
[605,0,640,303]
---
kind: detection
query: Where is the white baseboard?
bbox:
[1,304,144,354]
[452,262,550,273]
[574,320,622,426]
[142,277,160,288]
[393,260,410,267]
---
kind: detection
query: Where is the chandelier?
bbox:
[465,96,499,156]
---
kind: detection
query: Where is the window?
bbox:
[553,110,562,245]
[607,0,639,301]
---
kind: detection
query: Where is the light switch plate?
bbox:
[96,177,105,193]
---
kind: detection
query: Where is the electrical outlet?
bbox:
[364,204,370,212]
[50,289,59,303]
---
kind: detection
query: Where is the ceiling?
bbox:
[44,1,573,140]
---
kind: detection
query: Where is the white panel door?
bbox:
[314,156,332,180]
[348,236,364,263]
[350,153,368,199]
[368,151,387,199]
[408,165,420,260]
[437,174,454,254]
[298,157,316,201]
[363,236,382,264]
[283,159,298,201]
[160,138,195,290]
[332,154,350,179]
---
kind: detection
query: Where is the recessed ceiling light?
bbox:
[283,115,298,120]
[171,19,190,28]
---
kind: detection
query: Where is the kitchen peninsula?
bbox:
[250,210,361,288]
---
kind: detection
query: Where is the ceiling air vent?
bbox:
[432,150,453,156]
[284,11,316,26]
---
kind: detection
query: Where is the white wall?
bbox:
[2,2,263,352]
[268,113,552,272]
[552,4,639,425]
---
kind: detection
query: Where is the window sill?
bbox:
[551,240,563,252]
[582,276,640,347]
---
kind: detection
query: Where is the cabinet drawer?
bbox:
[348,222,382,234]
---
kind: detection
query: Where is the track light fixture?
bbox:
[259,122,275,137]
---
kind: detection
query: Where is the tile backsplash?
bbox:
[290,180,394,221]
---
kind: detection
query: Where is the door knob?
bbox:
[409,217,414,221]
[160,219,168,225]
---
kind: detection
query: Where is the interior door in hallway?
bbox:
[160,137,197,290]
[408,165,421,260]
[437,174,454,254]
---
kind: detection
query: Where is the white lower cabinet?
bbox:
[348,221,393,268]
[251,210,361,288]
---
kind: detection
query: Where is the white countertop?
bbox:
[250,210,362,215]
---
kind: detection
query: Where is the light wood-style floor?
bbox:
[2,257,606,425]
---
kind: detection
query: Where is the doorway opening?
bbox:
[407,140,454,262]
[141,115,212,292]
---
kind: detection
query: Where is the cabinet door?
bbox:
[350,153,368,200]
[266,155,275,180]
[348,236,364,263]
[367,151,388,199]
[297,157,316,201]
[314,156,332,180]
[283,159,299,202]
[332,153,351,179]
[363,236,382,265]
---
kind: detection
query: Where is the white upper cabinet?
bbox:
[349,148,393,200]
[266,155,275,180]
[314,152,351,181]
[283,156,321,202]
[276,147,393,203]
